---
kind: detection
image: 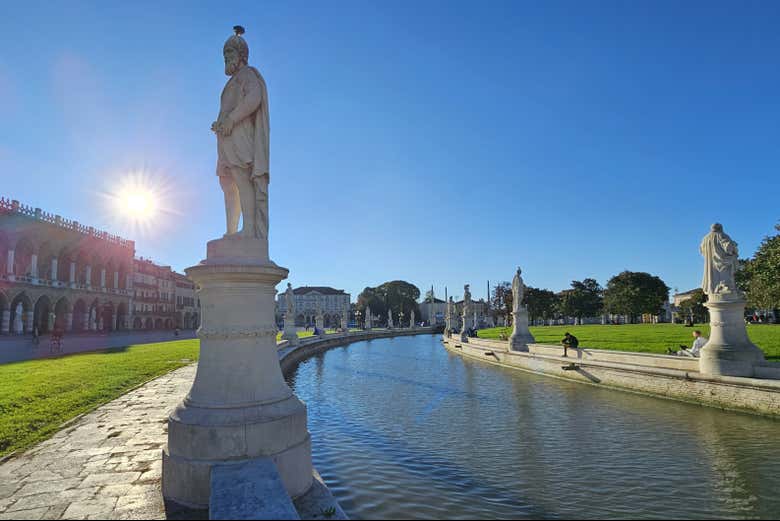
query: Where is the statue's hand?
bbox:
[220,115,235,136]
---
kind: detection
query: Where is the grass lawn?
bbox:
[478,323,780,361]
[0,339,200,459]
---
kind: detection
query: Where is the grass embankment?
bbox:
[478,323,780,361]
[0,339,200,459]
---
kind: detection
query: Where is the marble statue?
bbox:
[460,284,471,341]
[697,223,765,377]
[509,265,535,351]
[213,26,271,241]
[89,308,97,331]
[13,303,23,334]
[700,223,740,297]
[285,282,294,316]
[48,311,56,332]
[365,306,372,329]
[512,267,524,313]
[164,27,313,507]
[410,309,415,329]
[387,309,393,329]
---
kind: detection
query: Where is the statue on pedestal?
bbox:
[410,309,415,329]
[13,303,23,334]
[698,223,764,377]
[365,306,372,329]
[460,284,471,341]
[387,308,394,329]
[281,283,298,345]
[509,266,535,351]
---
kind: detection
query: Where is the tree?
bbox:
[557,279,603,321]
[523,287,559,323]
[739,224,780,314]
[603,271,670,323]
[490,282,512,325]
[676,288,708,324]
[358,280,421,325]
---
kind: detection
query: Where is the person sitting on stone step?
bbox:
[561,332,579,357]
[669,330,708,357]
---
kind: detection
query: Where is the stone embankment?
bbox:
[443,335,780,417]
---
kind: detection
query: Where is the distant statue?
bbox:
[365,306,372,329]
[285,283,295,317]
[700,223,740,297]
[13,303,23,334]
[387,308,393,328]
[213,26,271,241]
[512,267,524,313]
[410,309,415,328]
[48,311,56,332]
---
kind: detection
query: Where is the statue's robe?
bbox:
[700,231,739,295]
[216,65,270,181]
[512,273,524,313]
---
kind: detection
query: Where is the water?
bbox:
[286,334,780,519]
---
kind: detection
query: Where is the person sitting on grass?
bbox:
[561,332,579,357]
[667,330,708,357]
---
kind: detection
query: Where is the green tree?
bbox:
[740,224,780,313]
[523,287,559,323]
[358,281,421,325]
[603,271,670,323]
[676,288,708,324]
[490,282,512,325]
[557,279,603,321]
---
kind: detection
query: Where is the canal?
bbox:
[286,334,780,519]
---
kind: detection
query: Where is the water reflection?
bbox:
[286,334,780,519]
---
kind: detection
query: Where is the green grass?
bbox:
[478,323,780,361]
[0,339,200,459]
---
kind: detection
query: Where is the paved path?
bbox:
[0,365,200,520]
[0,331,197,365]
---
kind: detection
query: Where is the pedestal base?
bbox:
[163,395,313,508]
[281,327,299,346]
[700,295,765,377]
[509,309,535,352]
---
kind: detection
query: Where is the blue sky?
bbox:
[1,0,778,301]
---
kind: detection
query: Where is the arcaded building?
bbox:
[0,198,134,334]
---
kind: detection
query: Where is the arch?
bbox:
[0,289,8,313]
[57,247,76,283]
[36,241,56,281]
[116,302,128,331]
[155,318,164,329]
[90,253,105,288]
[133,316,143,329]
[101,301,115,331]
[75,250,91,286]
[72,299,87,332]
[53,296,71,331]
[9,291,33,334]
[33,294,52,334]
[165,318,173,329]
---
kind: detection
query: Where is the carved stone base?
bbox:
[700,295,765,377]
[509,308,535,352]
[163,249,313,508]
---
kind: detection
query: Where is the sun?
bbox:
[121,189,157,219]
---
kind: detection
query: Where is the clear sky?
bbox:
[1,0,778,302]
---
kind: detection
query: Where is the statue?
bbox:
[212,26,271,241]
[285,283,294,317]
[365,306,372,329]
[48,311,56,332]
[700,223,740,297]
[13,303,23,334]
[410,309,415,328]
[512,267,524,313]
[387,308,393,329]
[460,284,472,341]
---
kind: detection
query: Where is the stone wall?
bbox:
[444,336,780,417]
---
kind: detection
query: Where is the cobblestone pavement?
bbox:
[0,365,201,520]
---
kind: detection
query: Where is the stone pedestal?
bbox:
[700,295,765,377]
[509,308,535,352]
[163,237,313,509]
[281,314,298,346]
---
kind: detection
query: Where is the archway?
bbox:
[145,318,154,329]
[155,318,163,329]
[9,292,33,334]
[13,237,35,278]
[72,299,87,332]
[54,297,71,331]
[133,316,143,329]
[116,302,128,331]
[165,318,173,329]
[101,302,115,332]
[33,295,52,334]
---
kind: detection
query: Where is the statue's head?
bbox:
[711,223,723,233]
[517,266,522,276]
[287,282,292,289]
[224,26,249,76]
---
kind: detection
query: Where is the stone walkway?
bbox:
[0,365,200,520]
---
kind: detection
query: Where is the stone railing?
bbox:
[0,197,134,250]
